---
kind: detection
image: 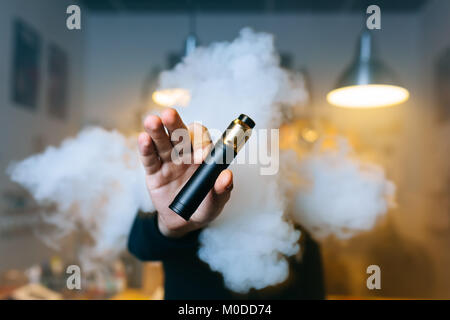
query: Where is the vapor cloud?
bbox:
[7,28,395,292]
[8,128,153,271]
[286,138,396,240]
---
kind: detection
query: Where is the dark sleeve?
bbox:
[299,233,326,299]
[127,212,201,261]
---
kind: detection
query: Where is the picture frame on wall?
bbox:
[47,43,69,120]
[435,47,450,122]
[11,18,42,110]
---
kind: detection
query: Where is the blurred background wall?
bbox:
[82,12,421,130]
[1,0,450,298]
[0,0,84,271]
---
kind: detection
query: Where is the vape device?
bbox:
[169,114,255,220]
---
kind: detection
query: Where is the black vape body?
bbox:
[169,114,255,220]
[169,140,235,220]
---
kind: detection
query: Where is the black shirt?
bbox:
[127,213,325,299]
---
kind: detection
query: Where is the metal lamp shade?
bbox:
[327,31,409,108]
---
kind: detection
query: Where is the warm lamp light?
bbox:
[152,88,191,107]
[327,31,409,109]
[327,84,409,108]
[151,10,199,109]
[151,34,198,108]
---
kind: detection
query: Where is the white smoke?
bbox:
[7,28,395,293]
[286,138,396,240]
[7,128,153,271]
[158,28,304,131]
[159,28,304,292]
[198,165,301,293]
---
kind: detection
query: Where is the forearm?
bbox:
[127,212,201,261]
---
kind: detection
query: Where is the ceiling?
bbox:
[80,0,428,13]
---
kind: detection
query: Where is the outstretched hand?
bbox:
[138,108,233,238]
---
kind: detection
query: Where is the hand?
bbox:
[138,108,234,238]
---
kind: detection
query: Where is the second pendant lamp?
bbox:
[327,31,409,109]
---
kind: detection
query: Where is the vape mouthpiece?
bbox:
[237,114,255,129]
[169,114,255,220]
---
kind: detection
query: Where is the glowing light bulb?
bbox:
[152,88,191,107]
[301,128,319,143]
[326,84,409,109]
